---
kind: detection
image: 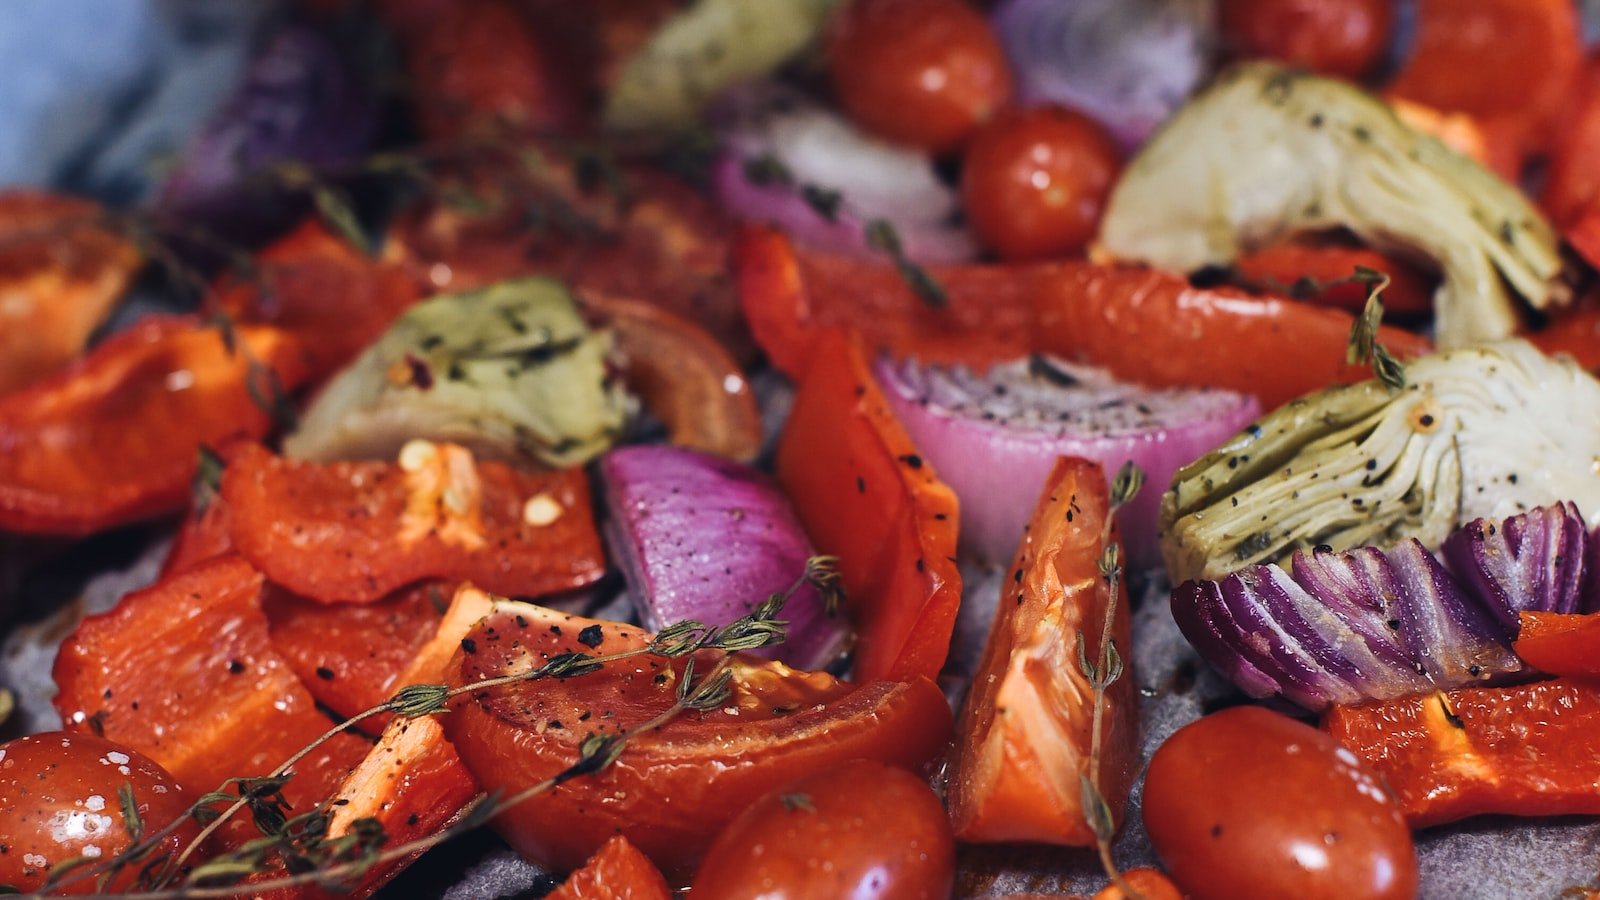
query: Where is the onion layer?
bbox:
[1171,506,1599,711]
[875,354,1259,568]
[711,86,977,264]
[599,445,847,671]
[991,0,1214,150]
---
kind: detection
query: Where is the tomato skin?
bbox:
[691,759,953,899]
[826,0,1013,152]
[0,732,199,894]
[1220,0,1393,78]
[442,599,954,880]
[1143,706,1417,900]
[961,107,1122,261]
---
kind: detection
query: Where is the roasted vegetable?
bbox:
[1160,340,1600,583]
[286,277,634,467]
[1098,63,1568,349]
[605,0,839,133]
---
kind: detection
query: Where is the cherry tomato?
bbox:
[1143,706,1418,900]
[0,732,199,894]
[691,759,954,899]
[1220,0,1394,79]
[960,106,1121,261]
[825,0,1013,152]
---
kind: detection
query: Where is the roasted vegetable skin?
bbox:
[1160,340,1600,583]
[1098,62,1568,349]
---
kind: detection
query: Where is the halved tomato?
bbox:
[947,457,1137,844]
[442,599,953,880]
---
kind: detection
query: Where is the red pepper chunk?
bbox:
[52,556,371,839]
[735,226,1432,410]
[1512,611,1600,677]
[221,443,605,604]
[215,219,421,379]
[549,836,672,900]
[1324,679,1600,827]
[0,317,311,536]
[775,329,961,684]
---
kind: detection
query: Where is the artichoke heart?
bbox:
[1098,62,1568,350]
[1159,339,1600,583]
[286,277,635,468]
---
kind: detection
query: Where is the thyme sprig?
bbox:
[48,559,835,896]
[1077,461,1144,898]
[1344,267,1407,391]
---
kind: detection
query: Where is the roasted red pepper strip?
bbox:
[735,227,1431,409]
[1324,678,1600,827]
[548,836,672,900]
[1527,293,1600,373]
[1232,240,1434,316]
[221,443,605,604]
[264,581,447,722]
[0,317,311,536]
[1511,612,1600,677]
[0,191,140,397]
[1542,55,1600,228]
[52,555,371,835]
[215,219,420,379]
[585,291,762,462]
[948,457,1138,845]
[775,329,961,683]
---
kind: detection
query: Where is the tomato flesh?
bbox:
[691,759,955,900]
[442,599,953,880]
[1144,706,1417,900]
[0,732,199,894]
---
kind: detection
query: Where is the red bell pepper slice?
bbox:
[0,317,312,536]
[264,580,448,723]
[215,219,420,379]
[0,191,141,397]
[548,836,672,900]
[948,457,1138,845]
[220,443,606,604]
[775,329,961,683]
[1511,611,1600,677]
[586,291,763,462]
[735,226,1431,410]
[1542,54,1600,227]
[52,555,371,837]
[1324,678,1600,827]
[1231,239,1434,315]
[1527,292,1600,374]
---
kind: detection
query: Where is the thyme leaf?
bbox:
[1345,267,1407,391]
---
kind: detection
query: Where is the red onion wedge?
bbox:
[1443,501,1592,631]
[599,445,847,671]
[991,0,1214,151]
[711,86,978,264]
[875,354,1259,568]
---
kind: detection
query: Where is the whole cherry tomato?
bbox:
[960,106,1122,260]
[826,0,1013,152]
[1142,706,1418,900]
[1220,0,1394,79]
[0,732,199,894]
[691,759,954,899]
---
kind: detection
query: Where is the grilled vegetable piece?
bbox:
[1160,340,1600,583]
[222,442,606,604]
[1098,62,1568,350]
[285,277,634,468]
[1443,501,1593,631]
[948,457,1138,845]
[605,0,838,134]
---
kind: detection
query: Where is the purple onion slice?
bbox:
[600,445,847,670]
[1442,501,1590,631]
[1169,578,1282,701]
[1389,538,1521,688]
